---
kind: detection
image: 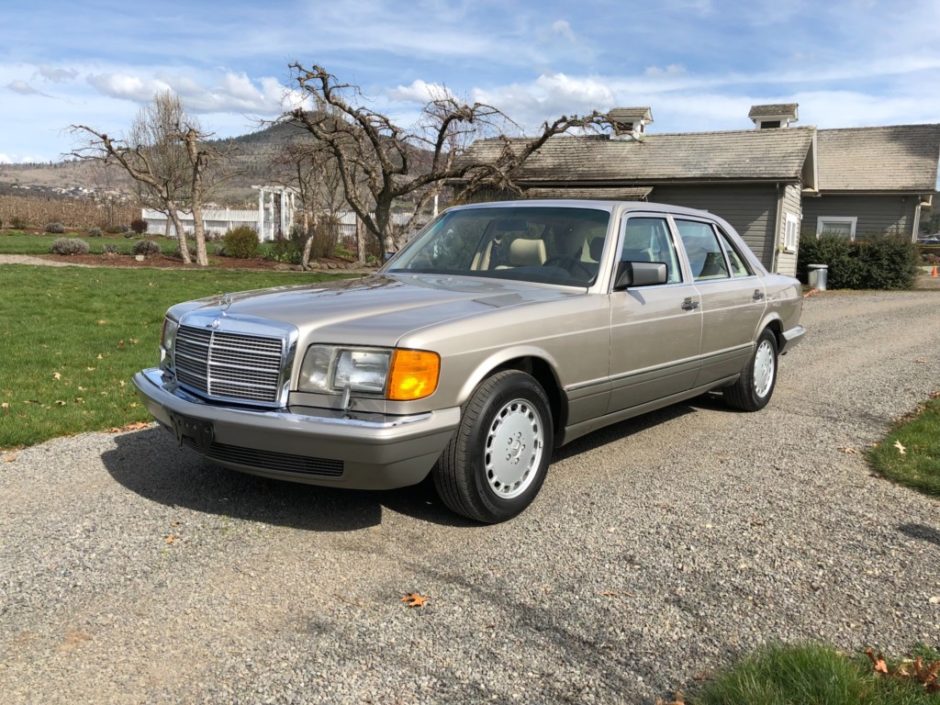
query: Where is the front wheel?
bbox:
[723,328,778,411]
[433,370,553,523]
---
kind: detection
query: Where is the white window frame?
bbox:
[816,216,857,240]
[783,213,800,253]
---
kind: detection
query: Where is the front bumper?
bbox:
[133,368,460,489]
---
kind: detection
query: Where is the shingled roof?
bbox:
[748,103,799,119]
[816,124,940,192]
[462,127,816,183]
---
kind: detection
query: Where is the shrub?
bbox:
[798,234,918,290]
[104,224,126,235]
[222,226,259,259]
[129,218,148,235]
[86,226,103,237]
[10,216,27,229]
[50,238,90,255]
[132,239,161,257]
[102,244,119,255]
[44,222,66,234]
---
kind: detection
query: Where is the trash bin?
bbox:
[807,263,828,290]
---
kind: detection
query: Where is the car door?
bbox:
[607,214,703,414]
[672,217,767,386]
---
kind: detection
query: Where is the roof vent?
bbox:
[607,107,653,140]
[749,103,798,129]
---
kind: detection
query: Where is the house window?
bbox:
[784,213,799,253]
[816,216,857,240]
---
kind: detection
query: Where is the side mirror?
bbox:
[614,261,667,290]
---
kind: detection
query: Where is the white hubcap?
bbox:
[753,340,775,398]
[484,399,544,499]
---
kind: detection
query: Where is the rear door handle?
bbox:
[681,297,700,311]
[752,289,765,301]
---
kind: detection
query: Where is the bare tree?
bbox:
[286,63,604,252]
[71,91,217,266]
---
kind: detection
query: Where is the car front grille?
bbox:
[174,325,285,404]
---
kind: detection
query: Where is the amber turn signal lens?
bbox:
[387,349,440,401]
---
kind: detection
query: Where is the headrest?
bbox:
[589,237,605,261]
[509,238,547,266]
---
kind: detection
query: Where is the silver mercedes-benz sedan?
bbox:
[134,200,805,523]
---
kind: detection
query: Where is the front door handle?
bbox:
[681,297,700,311]
[752,289,765,301]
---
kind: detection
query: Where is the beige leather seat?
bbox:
[507,238,547,266]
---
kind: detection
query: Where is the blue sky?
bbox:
[2,0,939,163]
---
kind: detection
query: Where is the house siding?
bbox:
[650,184,779,269]
[775,182,802,276]
[802,194,918,239]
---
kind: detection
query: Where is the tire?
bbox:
[433,370,553,523]
[723,328,778,411]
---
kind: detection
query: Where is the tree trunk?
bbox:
[191,200,209,266]
[167,206,191,264]
[356,216,367,264]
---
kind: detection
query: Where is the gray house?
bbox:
[460,104,940,276]
[804,125,939,240]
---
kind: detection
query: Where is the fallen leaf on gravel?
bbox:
[599,591,618,597]
[866,648,889,674]
[59,629,92,652]
[893,440,907,455]
[914,358,927,364]
[401,592,429,608]
[930,391,940,400]
[164,534,178,545]
[52,372,61,380]
[838,446,859,454]
[655,691,685,705]
[2,453,18,463]
[108,421,150,433]
[929,596,940,604]
[803,288,820,298]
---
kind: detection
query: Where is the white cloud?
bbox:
[7,79,45,96]
[551,19,575,42]
[36,66,78,83]
[85,70,299,114]
[388,79,455,104]
[645,64,686,77]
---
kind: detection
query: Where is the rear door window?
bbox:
[675,219,730,281]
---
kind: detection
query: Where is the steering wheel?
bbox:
[544,255,594,280]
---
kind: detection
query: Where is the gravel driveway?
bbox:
[1,290,938,704]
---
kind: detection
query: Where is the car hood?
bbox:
[170,273,581,347]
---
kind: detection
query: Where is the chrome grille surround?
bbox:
[167,312,297,408]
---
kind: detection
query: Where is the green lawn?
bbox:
[691,643,940,705]
[0,230,179,255]
[0,265,353,448]
[868,396,940,496]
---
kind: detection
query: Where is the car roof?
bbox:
[446,199,721,219]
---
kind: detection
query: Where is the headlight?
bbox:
[298,345,439,400]
[299,346,391,395]
[160,316,179,364]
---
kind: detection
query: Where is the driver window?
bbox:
[621,217,681,284]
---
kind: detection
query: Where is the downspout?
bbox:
[771,182,783,274]
[911,199,923,242]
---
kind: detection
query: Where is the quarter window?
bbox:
[714,225,752,277]
[620,217,681,284]
[675,219,730,281]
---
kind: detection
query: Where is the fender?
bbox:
[456,345,565,407]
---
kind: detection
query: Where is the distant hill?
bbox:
[0,119,317,206]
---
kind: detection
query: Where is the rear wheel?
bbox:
[433,370,553,523]
[723,328,778,411]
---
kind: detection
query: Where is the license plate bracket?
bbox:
[169,412,215,452]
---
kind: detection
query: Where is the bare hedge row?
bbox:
[0,194,137,230]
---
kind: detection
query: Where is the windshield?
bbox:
[387,206,611,287]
